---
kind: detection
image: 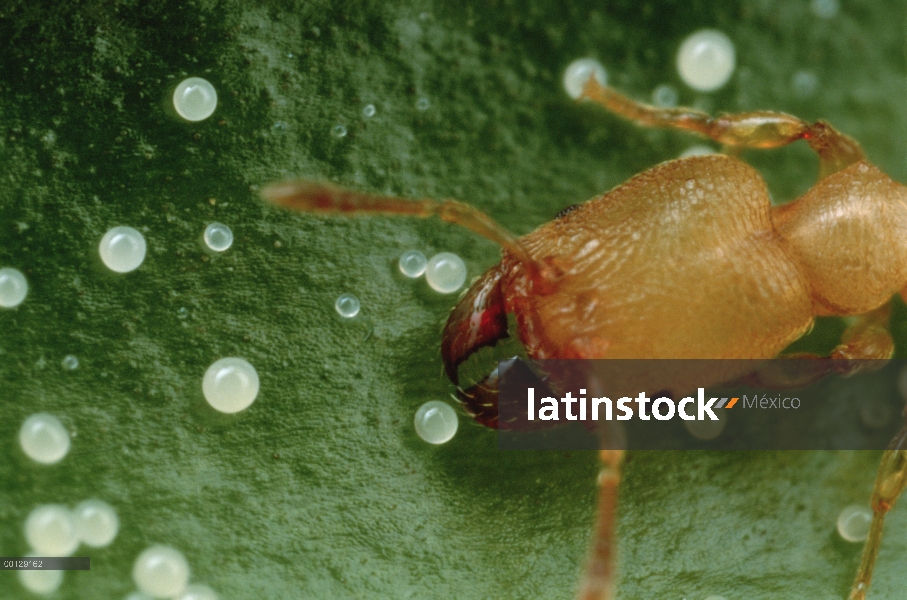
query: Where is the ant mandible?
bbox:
[262,75,907,600]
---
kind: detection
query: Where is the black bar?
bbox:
[0,557,90,570]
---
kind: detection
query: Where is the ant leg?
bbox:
[849,427,907,600]
[261,180,559,290]
[578,449,624,600]
[580,77,865,178]
[745,304,893,388]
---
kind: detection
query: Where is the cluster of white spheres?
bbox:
[203,222,233,252]
[132,545,191,598]
[676,29,736,92]
[414,400,459,444]
[16,500,117,595]
[20,413,71,464]
[425,252,467,294]
[563,57,607,100]
[0,266,28,308]
[173,77,218,122]
[21,500,118,587]
[837,504,872,542]
[202,357,260,413]
[100,226,146,273]
[398,250,427,278]
[335,293,361,318]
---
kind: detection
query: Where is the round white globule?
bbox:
[676,29,736,92]
[0,267,28,308]
[20,413,71,464]
[335,293,360,318]
[331,124,347,138]
[62,355,79,370]
[73,499,119,547]
[811,0,839,19]
[24,505,79,556]
[203,223,233,252]
[563,58,607,99]
[683,411,726,440]
[398,250,427,278]
[860,397,892,429]
[132,545,190,599]
[425,252,467,294]
[173,77,218,122]
[18,567,63,595]
[176,583,220,600]
[362,104,376,118]
[792,70,819,99]
[837,504,872,542]
[899,365,907,403]
[100,226,147,273]
[679,145,717,158]
[202,357,260,413]
[414,401,458,444]
[651,84,679,108]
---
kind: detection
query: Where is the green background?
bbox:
[2,0,907,598]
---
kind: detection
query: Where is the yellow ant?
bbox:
[263,75,907,600]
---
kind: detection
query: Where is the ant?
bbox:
[263,74,907,600]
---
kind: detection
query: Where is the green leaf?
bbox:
[2,1,907,598]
